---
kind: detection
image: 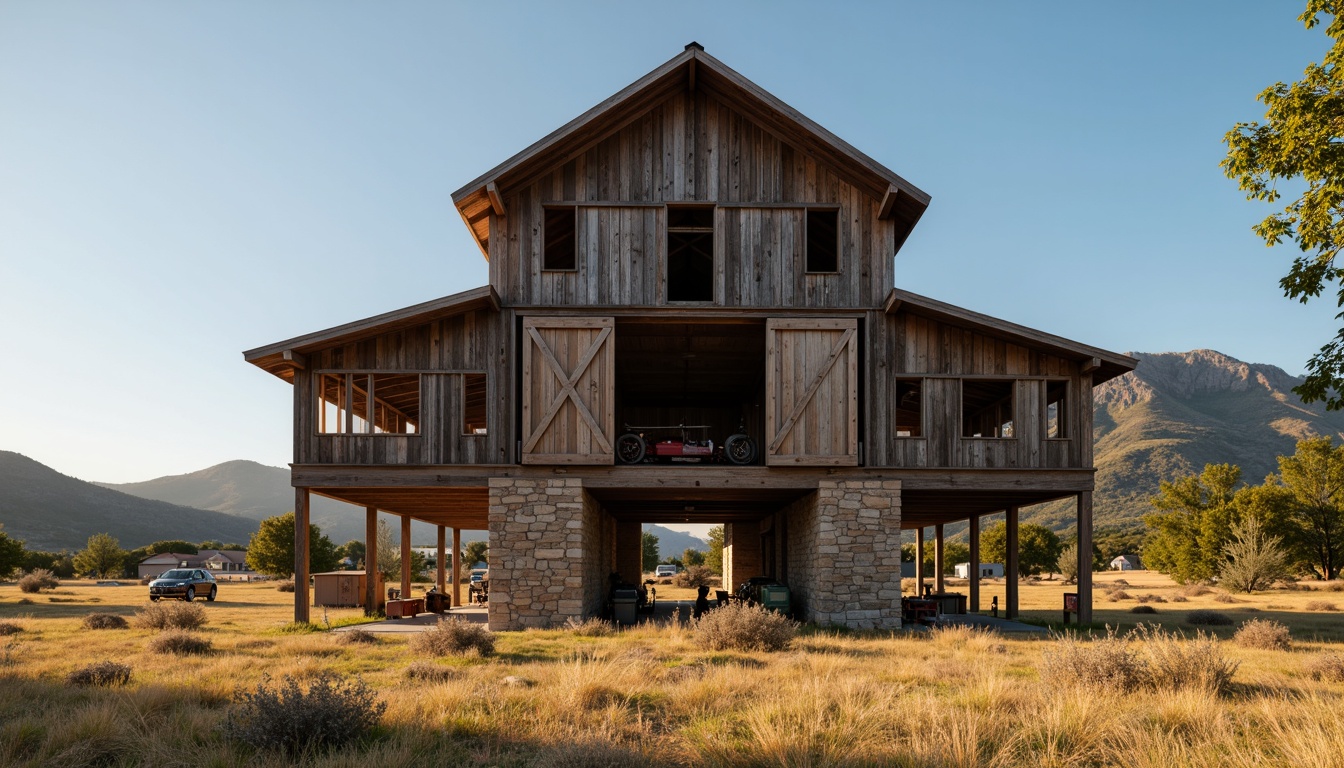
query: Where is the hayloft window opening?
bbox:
[667,205,715,303]
[317,372,419,435]
[961,380,1014,438]
[543,206,577,271]
[462,373,488,435]
[894,379,923,437]
[1046,380,1068,439]
[805,209,839,273]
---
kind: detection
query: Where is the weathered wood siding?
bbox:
[521,317,616,465]
[765,318,859,466]
[293,308,511,466]
[870,312,1089,470]
[491,90,894,309]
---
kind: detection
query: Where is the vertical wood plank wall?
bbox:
[494,90,895,310]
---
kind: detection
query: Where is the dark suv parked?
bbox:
[148,569,217,602]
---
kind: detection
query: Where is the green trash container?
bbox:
[612,587,638,625]
[759,583,790,615]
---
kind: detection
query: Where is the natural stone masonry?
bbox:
[789,480,902,629]
[488,477,610,630]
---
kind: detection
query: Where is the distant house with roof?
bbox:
[138,550,257,580]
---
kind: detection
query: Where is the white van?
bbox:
[654,564,677,578]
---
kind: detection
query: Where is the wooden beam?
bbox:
[436,526,447,594]
[400,514,412,599]
[1081,357,1102,374]
[1006,506,1019,619]
[934,524,945,595]
[451,527,462,608]
[364,506,378,617]
[968,514,980,613]
[1078,492,1093,624]
[486,181,505,216]
[294,488,310,624]
[914,527,924,596]
[282,349,306,369]
[878,184,900,220]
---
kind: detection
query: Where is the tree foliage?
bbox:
[1276,435,1344,579]
[147,541,198,555]
[463,540,489,569]
[0,526,25,580]
[682,548,705,567]
[641,531,660,573]
[1142,464,1242,583]
[72,533,128,578]
[1223,1,1344,408]
[1220,517,1291,592]
[373,518,427,582]
[705,526,724,575]
[1057,542,1079,584]
[339,540,365,568]
[979,521,1063,577]
[901,541,971,575]
[246,512,339,578]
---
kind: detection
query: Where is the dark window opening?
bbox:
[962,380,1014,438]
[543,206,576,271]
[805,209,839,273]
[1046,380,1068,439]
[463,373,488,435]
[318,372,419,435]
[667,205,714,302]
[895,380,923,437]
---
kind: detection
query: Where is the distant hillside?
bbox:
[98,460,484,545]
[0,452,257,551]
[643,524,707,557]
[1024,349,1344,533]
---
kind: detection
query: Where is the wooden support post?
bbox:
[294,488,310,624]
[400,514,412,599]
[436,525,446,594]
[364,506,377,616]
[914,527,925,596]
[451,527,462,608]
[1078,492,1093,624]
[934,524,945,594]
[1006,506,1020,619]
[968,514,980,613]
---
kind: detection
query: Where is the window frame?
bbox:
[542,205,578,272]
[959,379,1016,439]
[804,207,841,274]
[461,373,488,437]
[665,203,716,304]
[315,370,422,437]
[1045,378,1069,440]
[893,378,924,438]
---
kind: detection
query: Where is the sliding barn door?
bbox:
[765,318,859,466]
[521,317,615,465]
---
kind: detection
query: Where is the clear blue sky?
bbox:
[0,1,1334,487]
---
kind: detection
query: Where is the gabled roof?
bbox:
[884,288,1138,385]
[452,43,931,259]
[243,285,499,381]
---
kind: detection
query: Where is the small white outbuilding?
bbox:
[954,563,1004,579]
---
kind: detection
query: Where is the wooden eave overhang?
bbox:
[883,288,1138,384]
[451,44,931,260]
[242,285,500,381]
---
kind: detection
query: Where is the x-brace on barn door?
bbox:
[521,317,616,465]
[765,318,859,466]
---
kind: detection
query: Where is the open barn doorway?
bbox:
[613,319,766,466]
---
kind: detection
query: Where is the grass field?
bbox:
[2,571,1343,766]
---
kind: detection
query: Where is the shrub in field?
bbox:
[1213,592,1242,603]
[1105,590,1132,602]
[404,661,458,683]
[1040,629,1146,692]
[1180,584,1213,597]
[147,630,213,656]
[335,629,378,646]
[1112,579,1131,587]
[564,616,616,637]
[1219,517,1290,593]
[222,672,385,756]
[275,580,295,593]
[1320,581,1344,592]
[1186,609,1234,626]
[134,601,207,631]
[66,661,132,687]
[409,617,495,657]
[1170,595,1189,603]
[1234,619,1292,650]
[0,621,22,636]
[81,613,129,630]
[1305,600,1339,612]
[692,601,798,652]
[1130,605,1157,614]
[1132,624,1238,695]
[1306,653,1344,682]
[673,565,715,589]
[17,569,59,593]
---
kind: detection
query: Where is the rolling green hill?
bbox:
[0,451,257,551]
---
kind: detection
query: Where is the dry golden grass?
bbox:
[0,575,1343,766]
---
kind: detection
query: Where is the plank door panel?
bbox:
[765,318,858,466]
[521,317,615,465]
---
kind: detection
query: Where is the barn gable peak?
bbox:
[452,46,930,259]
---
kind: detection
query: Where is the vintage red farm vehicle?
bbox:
[615,423,757,465]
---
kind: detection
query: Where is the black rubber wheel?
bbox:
[149,596,160,602]
[206,587,217,602]
[616,432,646,464]
[725,434,757,465]
[184,587,195,603]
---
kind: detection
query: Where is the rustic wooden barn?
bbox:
[245,44,1135,629]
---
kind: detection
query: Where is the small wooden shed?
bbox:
[313,571,383,609]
